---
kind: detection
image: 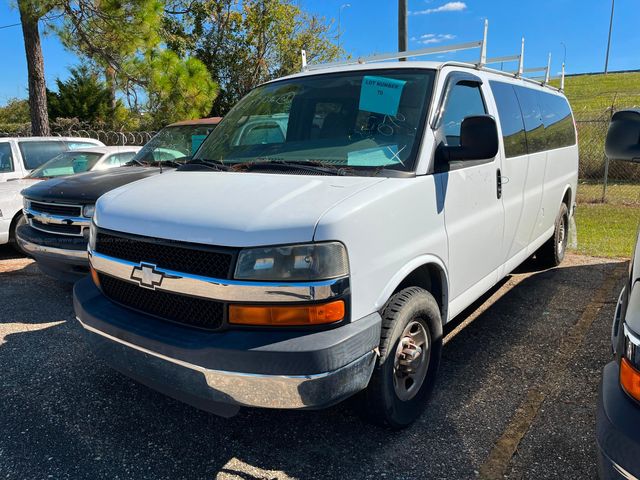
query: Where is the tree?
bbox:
[54,0,218,125]
[163,0,342,115]
[47,65,113,123]
[0,99,30,125]
[17,0,56,135]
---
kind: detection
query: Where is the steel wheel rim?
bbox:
[393,320,430,401]
[557,214,568,255]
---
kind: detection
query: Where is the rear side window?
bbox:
[513,86,546,154]
[490,81,527,158]
[440,82,487,146]
[0,142,14,172]
[105,152,136,167]
[540,93,576,149]
[18,141,67,170]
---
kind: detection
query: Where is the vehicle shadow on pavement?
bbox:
[0,257,625,480]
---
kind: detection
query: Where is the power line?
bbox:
[0,23,20,30]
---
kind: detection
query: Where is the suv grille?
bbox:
[32,219,82,236]
[29,201,81,217]
[95,230,235,279]
[99,274,224,330]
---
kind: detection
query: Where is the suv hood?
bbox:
[21,167,164,204]
[95,171,387,247]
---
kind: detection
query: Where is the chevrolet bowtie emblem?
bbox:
[130,263,164,289]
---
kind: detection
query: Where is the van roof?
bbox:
[0,136,105,143]
[274,60,565,96]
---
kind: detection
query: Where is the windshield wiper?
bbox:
[178,158,229,172]
[231,159,351,176]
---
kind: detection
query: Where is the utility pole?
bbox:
[604,0,615,73]
[398,0,407,61]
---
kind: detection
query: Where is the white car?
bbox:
[0,145,140,252]
[75,53,578,426]
[0,136,104,182]
[28,146,142,179]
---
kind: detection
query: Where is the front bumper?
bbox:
[16,224,89,282]
[73,278,380,416]
[597,361,640,480]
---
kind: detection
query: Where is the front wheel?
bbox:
[361,287,442,428]
[537,203,569,268]
[9,213,28,256]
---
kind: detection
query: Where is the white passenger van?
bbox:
[74,38,578,427]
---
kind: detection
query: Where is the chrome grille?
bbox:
[25,200,88,237]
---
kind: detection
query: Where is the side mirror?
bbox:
[442,115,499,162]
[605,109,640,162]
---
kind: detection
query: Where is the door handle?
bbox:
[496,169,502,199]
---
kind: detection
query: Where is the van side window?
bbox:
[0,143,14,172]
[441,82,487,146]
[541,93,576,149]
[18,141,67,170]
[513,86,545,154]
[489,81,527,158]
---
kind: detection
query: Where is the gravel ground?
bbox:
[0,246,627,480]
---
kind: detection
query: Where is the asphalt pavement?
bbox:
[0,247,626,480]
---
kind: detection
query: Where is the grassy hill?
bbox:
[551,71,640,118]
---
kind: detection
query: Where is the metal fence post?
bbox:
[602,154,610,202]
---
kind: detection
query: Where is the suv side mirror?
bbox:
[605,109,640,162]
[442,115,500,162]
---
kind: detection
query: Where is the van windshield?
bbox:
[193,69,435,174]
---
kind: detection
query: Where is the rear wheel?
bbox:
[361,287,442,429]
[537,203,569,268]
[9,213,27,256]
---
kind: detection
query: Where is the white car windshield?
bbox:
[27,151,103,178]
[193,69,435,175]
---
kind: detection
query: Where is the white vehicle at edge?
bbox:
[76,56,578,427]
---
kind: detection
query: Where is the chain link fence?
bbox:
[573,104,640,258]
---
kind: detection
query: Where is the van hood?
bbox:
[95,171,387,247]
[21,167,164,204]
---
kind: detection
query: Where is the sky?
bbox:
[0,0,638,104]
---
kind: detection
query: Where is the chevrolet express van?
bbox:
[74,60,578,427]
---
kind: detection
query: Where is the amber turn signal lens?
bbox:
[229,300,345,326]
[90,264,101,288]
[620,358,640,401]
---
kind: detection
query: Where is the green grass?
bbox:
[550,71,640,118]
[572,203,639,257]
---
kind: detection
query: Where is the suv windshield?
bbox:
[27,151,103,178]
[130,124,217,165]
[193,69,435,174]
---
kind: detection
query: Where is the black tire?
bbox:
[361,287,442,429]
[537,203,569,268]
[8,213,28,256]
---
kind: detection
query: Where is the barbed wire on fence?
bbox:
[0,128,156,147]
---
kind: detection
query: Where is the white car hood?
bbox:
[95,171,386,246]
[0,179,41,220]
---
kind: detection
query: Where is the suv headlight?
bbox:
[234,242,348,281]
[82,204,95,218]
[621,325,640,401]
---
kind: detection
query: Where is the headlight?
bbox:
[88,221,97,251]
[621,325,640,401]
[82,204,95,218]
[23,198,30,211]
[234,242,348,281]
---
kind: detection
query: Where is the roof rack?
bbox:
[300,19,565,91]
